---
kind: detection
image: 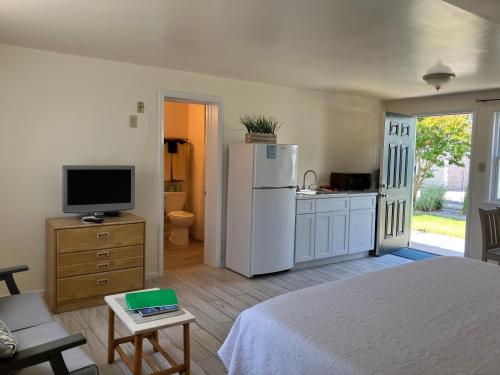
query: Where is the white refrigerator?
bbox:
[226,143,298,277]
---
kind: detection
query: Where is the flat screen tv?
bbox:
[62,165,135,215]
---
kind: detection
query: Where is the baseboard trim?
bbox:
[31,288,45,294]
[0,288,45,298]
[189,231,204,242]
[292,251,369,270]
[146,271,160,280]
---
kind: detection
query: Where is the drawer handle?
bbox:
[96,232,110,239]
[96,278,109,286]
[96,250,110,259]
[97,262,109,271]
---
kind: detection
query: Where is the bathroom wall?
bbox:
[187,104,206,240]
[164,101,187,186]
[164,101,187,189]
[164,101,189,139]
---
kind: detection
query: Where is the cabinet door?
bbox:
[349,209,376,253]
[296,199,316,214]
[316,197,349,212]
[331,211,349,256]
[315,212,333,259]
[295,214,315,263]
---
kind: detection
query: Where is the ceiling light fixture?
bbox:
[422,72,456,91]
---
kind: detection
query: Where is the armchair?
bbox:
[0,265,97,374]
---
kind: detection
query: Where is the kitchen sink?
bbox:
[297,189,345,196]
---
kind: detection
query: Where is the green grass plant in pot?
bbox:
[240,115,282,144]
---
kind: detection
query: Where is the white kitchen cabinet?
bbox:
[295,194,377,264]
[315,211,349,259]
[316,197,349,212]
[331,210,349,256]
[295,213,315,263]
[314,212,333,259]
[348,208,376,253]
[296,199,315,214]
[350,195,376,210]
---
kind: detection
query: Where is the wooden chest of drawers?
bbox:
[46,214,146,313]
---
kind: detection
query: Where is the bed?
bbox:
[218,257,500,375]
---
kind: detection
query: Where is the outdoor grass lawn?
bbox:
[412,211,466,239]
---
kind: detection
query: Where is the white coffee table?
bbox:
[105,288,196,375]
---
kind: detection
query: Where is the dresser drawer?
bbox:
[57,223,144,253]
[350,195,377,210]
[57,245,143,266]
[57,256,143,278]
[57,267,143,302]
[316,197,349,212]
[296,199,316,214]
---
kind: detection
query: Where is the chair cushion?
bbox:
[15,321,97,375]
[0,292,53,332]
[0,319,16,358]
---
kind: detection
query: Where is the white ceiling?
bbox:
[444,0,500,26]
[1,0,500,99]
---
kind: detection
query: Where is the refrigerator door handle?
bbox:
[255,186,296,190]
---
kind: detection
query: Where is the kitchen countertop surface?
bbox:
[296,190,378,199]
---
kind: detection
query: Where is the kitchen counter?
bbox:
[296,190,378,199]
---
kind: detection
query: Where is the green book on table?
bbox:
[125,289,178,311]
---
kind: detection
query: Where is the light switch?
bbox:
[129,115,138,128]
[478,162,486,173]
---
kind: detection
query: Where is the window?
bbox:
[490,113,500,201]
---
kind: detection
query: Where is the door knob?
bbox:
[380,193,388,198]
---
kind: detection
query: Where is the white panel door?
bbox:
[315,212,333,259]
[332,211,349,256]
[253,144,298,188]
[378,112,416,255]
[204,104,222,267]
[251,188,296,275]
[349,209,376,253]
[294,214,315,263]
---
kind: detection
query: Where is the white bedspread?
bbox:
[218,257,500,375]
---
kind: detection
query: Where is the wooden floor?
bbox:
[55,254,412,375]
[164,236,204,270]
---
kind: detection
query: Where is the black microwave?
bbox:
[330,173,371,191]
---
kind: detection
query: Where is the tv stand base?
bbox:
[81,216,104,224]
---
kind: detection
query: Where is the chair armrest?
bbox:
[0,333,87,374]
[0,265,29,277]
[0,265,28,295]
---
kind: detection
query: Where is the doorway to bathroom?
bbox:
[164,100,206,270]
[159,91,223,275]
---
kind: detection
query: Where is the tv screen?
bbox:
[62,166,135,214]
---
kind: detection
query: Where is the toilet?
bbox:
[164,191,195,246]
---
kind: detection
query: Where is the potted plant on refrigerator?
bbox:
[240,115,282,144]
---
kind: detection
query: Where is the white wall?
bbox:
[0,43,383,291]
[386,89,500,261]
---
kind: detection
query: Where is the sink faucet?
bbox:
[302,169,318,190]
